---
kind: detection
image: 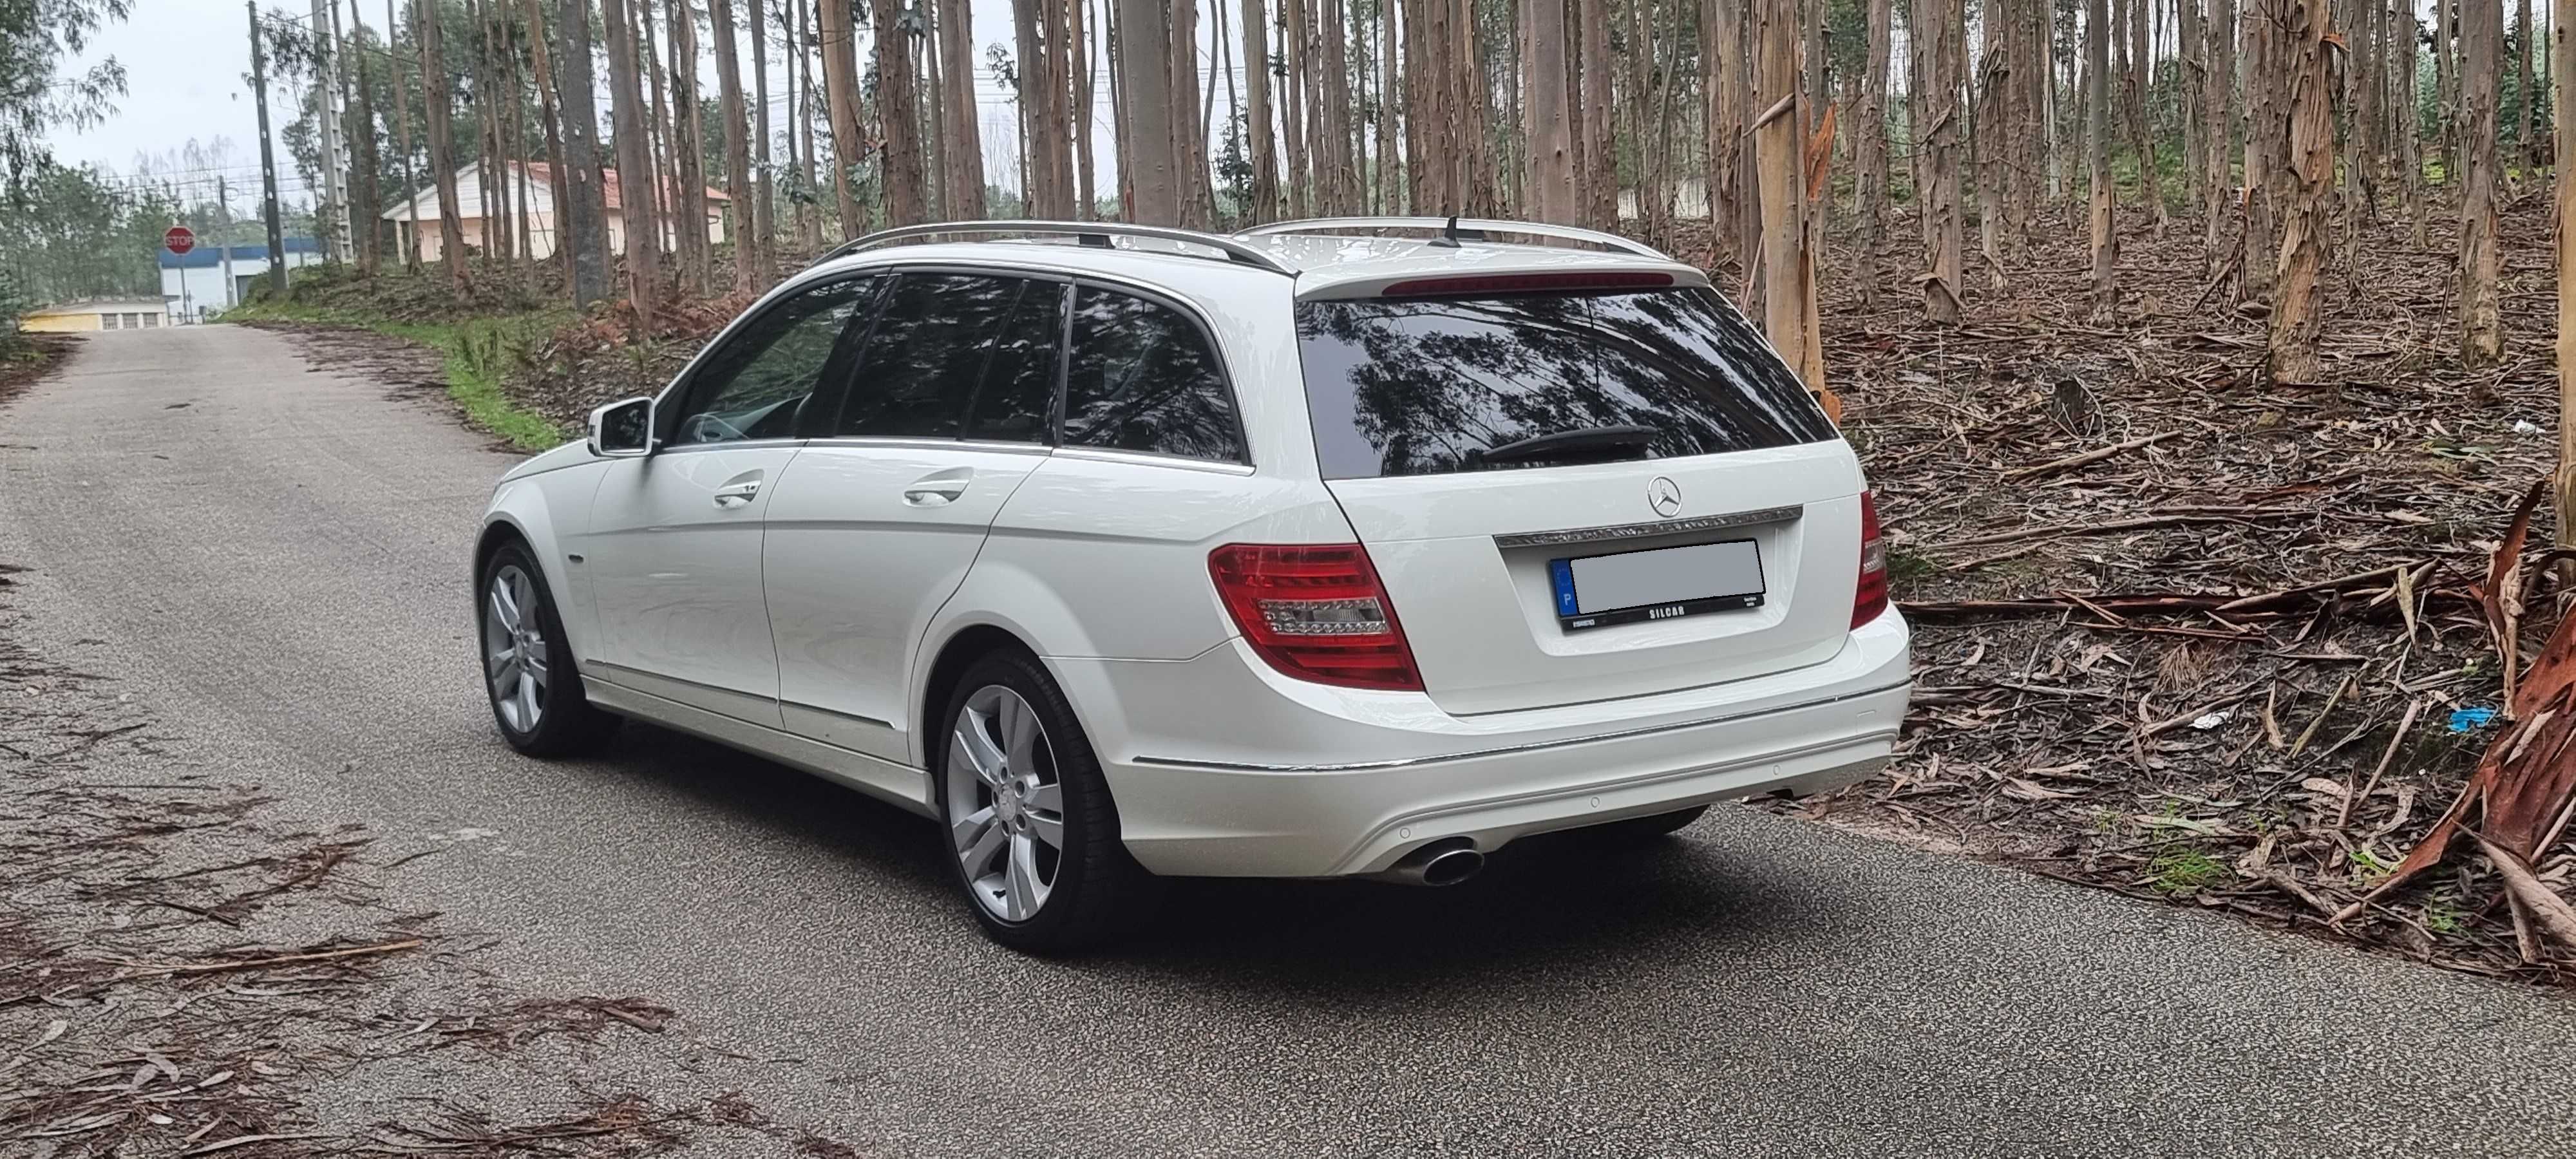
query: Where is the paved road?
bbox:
[5,326,2573,1158]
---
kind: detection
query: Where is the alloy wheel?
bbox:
[482,564,549,733]
[946,684,1066,922]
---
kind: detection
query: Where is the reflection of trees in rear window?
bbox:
[1062,287,1245,462]
[1296,288,1835,480]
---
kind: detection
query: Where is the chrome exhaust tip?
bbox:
[1367,840,1486,887]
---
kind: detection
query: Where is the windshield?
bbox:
[1294,287,1836,480]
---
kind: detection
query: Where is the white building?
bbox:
[156,238,326,321]
[381,161,732,263]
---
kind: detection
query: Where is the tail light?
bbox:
[1208,543,1423,692]
[1853,489,1889,629]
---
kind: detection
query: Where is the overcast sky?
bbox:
[44,0,1252,212]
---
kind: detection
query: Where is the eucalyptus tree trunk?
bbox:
[1579,0,1615,229]
[1756,0,1824,394]
[1115,0,1180,221]
[2270,0,2333,382]
[2461,0,2506,365]
[1526,0,1578,221]
[1915,0,1965,325]
[2204,0,2236,262]
[551,0,609,306]
[2552,0,2575,559]
[601,0,660,319]
[710,0,760,287]
[668,0,713,292]
[1853,0,1890,301]
[518,0,572,282]
[417,0,472,290]
[1703,0,1744,266]
[871,0,929,226]
[2087,0,2116,317]
[1976,0,2008,288]
[747,0,773,272]
[819,0,866,236]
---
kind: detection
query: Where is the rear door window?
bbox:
[837,272,1027,439]
[1061,285,1245,463]
[1295,287,1835,479]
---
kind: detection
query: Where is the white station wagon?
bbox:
[474,218,1911,951]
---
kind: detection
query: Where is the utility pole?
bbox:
[310,0,351,263]
[251,1,289,295]
[217,175,237,309]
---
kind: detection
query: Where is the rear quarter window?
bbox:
[1296,287,1836,480]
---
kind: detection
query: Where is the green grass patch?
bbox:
[225,299,573,453]
[2147,847,2230,897]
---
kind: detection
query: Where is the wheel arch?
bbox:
[917,623,1041,767]
[475,479,594,666]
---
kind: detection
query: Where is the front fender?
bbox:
[482,462,607,666]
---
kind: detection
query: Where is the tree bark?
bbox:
[2553,0,2575,555]
[417,0,471,290]
[1014,0,1058,215]
[747,0,773,274]
[1756,0,1823,396]
[709,0,759,287]
[1852,0,1890,298]
[602,0,661,321]
[1375,0,1397,212]
[552,0,609,307]
[2519,0,2538,172]
[2242,0,2279,301]
[2461,0,2506,364]
[2440,0,2460,177]
[2402,0,2427,243]
[520,0,573,283]
[667,0,712,292]
[2087,0,2115,316]
[1703,0,1744,267]
[1075,0,1097,217]
[2270,0,2333,382]
[1242,0,1278,220]
[1320,0,1356,213]
[1116,0,1180,221]
[2204,0,2236,259]
[386,0,420,271]
[871,0,929,225]
[1915,0,1964,324]
[343,0,383,275]
[1975,0,2007,288]
[1525,0,1578,221]
[1579,0,1615,229]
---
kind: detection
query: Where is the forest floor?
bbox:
[245,190,2576,984]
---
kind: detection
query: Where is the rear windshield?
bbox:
[1295,287,1836,480]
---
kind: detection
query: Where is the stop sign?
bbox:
[163,225,196,256]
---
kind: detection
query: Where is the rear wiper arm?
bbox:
[1474,424,1660,464]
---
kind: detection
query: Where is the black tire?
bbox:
[476,541,619,758]
[933,650,1159,954]
[1577,804,1710,844]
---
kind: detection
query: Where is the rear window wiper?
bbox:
[1472,424,1660,465]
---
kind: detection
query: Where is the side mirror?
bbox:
[588,397,654,458]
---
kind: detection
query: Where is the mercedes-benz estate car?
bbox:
[473,217,1911,952]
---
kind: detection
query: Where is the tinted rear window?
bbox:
[1296,287,1836,479]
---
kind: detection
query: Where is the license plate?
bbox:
[1549,540,1765,630]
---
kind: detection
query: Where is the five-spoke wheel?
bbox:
[933,651,1157,952]
[475,542,617,757]
[946,684,1068,922]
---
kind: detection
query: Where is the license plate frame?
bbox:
[1548,539,1766,632]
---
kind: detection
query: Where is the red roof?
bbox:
[516,160,731,209]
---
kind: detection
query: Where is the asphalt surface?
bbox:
[4,325,2573,1158]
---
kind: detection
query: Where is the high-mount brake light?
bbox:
[1378,271,1676,297]
[1208,543,1425,692]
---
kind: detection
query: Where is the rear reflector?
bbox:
[1379,271,1676,297]
[1208,543,1424,692]
[1853,490,1889,629]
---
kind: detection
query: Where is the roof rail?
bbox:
[810,220,1298,275]
[1235,217,1674,261]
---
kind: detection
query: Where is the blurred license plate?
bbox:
[1548,540,1765,630]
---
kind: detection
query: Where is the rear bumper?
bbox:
[1051,612,1910,878]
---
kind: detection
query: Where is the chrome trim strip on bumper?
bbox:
[1130,678,1911,774]
[1492,505,1803,550]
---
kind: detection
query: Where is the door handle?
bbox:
[902,471,972,507]
[712,479,762,508]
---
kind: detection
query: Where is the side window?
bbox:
[963,281,1063,442]
[838,273,1024,439]
[1061,286,1244,462]
[667,276,875,447]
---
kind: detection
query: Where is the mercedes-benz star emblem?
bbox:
[1648,476,1683,518]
